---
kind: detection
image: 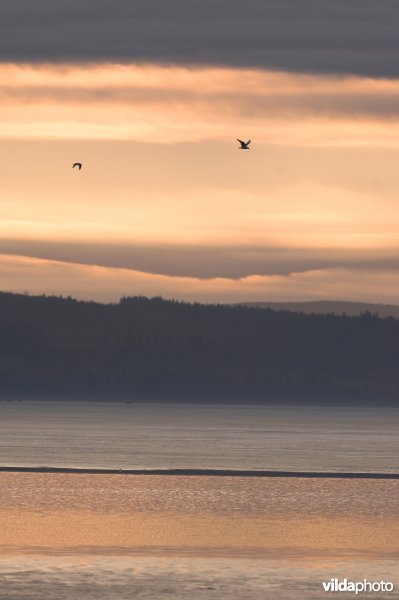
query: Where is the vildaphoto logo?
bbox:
[322,579,394,594]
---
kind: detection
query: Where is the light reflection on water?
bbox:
[1,474,398,598]
[0,555,398,600]
[0,401,398,598]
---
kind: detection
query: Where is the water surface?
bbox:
[1,401,398,598]
[0,401,398,472]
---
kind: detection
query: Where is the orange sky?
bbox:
[1,63,399,302]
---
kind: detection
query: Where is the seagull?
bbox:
[237,139,251,150]
[72,162,82,170]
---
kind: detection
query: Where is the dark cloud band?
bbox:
[1,1,399,77]
[3,83,399,120]
[0,239,398,279]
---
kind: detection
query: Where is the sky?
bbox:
[1,1,399,303]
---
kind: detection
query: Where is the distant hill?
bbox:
[237,300,399,319]
[0,291,398,405]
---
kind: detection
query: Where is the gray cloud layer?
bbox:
[4,84,399,120]
[1,1,399,77]
[0,239,398,279]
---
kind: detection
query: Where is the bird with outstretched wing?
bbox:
[237,139,251,149]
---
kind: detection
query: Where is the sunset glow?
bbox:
[2,62,399,302]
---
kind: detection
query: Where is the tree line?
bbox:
[0,291,398,404]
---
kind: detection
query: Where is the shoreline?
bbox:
[0,466,398,478]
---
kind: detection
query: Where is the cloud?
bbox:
[1,1,399,77]
[0,239,398,279]
[3,64,399,145]
[4,66,399,120]
[1,254,399,305]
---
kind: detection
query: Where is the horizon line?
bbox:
[1,467,398,479]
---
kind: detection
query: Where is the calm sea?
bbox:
[0,401,398,472]
[0,401,398,599]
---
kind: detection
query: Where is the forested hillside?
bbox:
[0,292,398,404]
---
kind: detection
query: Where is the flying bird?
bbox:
[72,162,82,170]
[237,139,251,150]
